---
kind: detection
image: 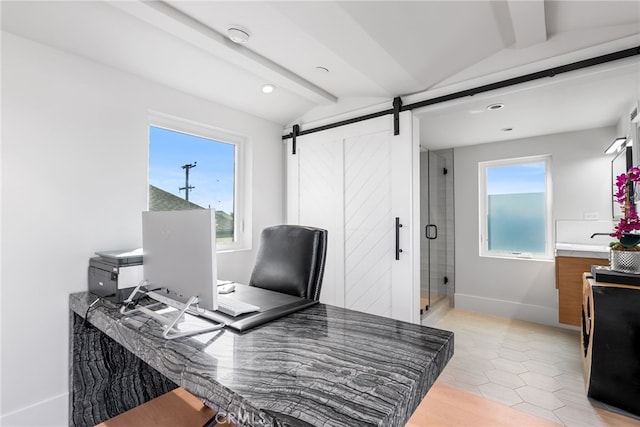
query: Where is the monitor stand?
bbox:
[121,281,224,339]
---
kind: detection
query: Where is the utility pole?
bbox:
[179,162,196,201]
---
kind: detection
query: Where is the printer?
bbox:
[88,249,143,302]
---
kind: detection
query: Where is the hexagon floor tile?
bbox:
[424,308,640,426]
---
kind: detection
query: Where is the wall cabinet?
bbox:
[555,256,608,326]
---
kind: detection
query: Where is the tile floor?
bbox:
[424,308,640,426]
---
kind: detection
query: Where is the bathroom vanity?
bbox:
[555,244,609,326]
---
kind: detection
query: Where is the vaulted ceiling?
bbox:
[2,1,639,148]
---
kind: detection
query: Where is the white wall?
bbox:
[454,126,616,326]
[1,32,285,425]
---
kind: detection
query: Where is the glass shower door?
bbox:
[420,148,454,316]
[428,150,448,307]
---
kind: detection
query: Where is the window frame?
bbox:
[478,155,553,260]
[148,111,251,252]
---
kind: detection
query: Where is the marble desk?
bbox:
[69,292,453,427]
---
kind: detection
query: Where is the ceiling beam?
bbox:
[507,0,547,49]
[108,0,338,105]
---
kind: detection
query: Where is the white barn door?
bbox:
[287,112,419,323]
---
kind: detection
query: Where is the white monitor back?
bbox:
[142,209,217,311]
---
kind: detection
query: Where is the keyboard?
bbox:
[217,295,260,317]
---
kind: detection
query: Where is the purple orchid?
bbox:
[611,168,640,242]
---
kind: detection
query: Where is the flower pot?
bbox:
[610,249,640,274]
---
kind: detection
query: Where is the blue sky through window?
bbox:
[487,162,546,195]
[149,126,235,214]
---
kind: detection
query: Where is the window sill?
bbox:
[216,247,252,255]
[480,253,554,262]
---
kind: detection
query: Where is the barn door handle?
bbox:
[426,224,438,240]
[395,217,403,260]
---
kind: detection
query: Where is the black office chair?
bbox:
[249,225,327,301]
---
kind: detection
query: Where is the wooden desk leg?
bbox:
[69,312,178,426]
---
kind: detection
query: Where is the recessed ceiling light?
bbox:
[262,84,275,94]
[227,27,250,44]
[315,66,330,73]
[501,127,513,132]
[487,103,505,111]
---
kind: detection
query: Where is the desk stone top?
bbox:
[70,292,453,427]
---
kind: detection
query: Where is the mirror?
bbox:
[612,145,633,219]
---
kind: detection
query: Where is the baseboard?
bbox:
[0,392,67,426]
[421,296,452,327]
[454,293,562,327]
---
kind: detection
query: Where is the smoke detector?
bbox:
[227,27,250,44]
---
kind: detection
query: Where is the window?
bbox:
[148,112,249,251]
[479,155,552,259]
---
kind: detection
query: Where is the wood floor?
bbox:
[408,382,640,427]
[407,382,561,426]
[95,387,234,427]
